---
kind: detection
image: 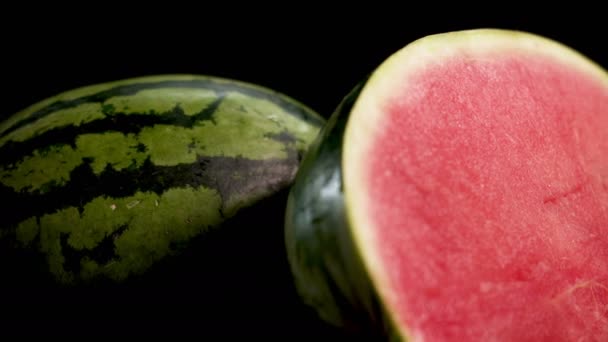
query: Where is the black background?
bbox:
[4,10,608,124]
[1,8,607,340]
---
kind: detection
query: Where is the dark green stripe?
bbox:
[0,96,223,168]
[2,79,324,139]
[60,224,129,276]
[1,143,301,232]
[285,79,391,339]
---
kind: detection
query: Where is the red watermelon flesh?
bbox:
[344,30,608,341]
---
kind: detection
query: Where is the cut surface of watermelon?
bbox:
[343,30,608,341]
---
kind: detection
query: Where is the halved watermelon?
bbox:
[285,29,608,341]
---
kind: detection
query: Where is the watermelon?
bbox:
[285,29,608,341]
[0,74,324,287]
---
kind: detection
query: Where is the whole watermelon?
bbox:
[0,74,325,287]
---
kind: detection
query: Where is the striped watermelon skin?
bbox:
[0,74,324,286]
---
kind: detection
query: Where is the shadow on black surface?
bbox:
[0,188,385,340]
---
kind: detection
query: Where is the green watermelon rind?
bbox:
[1,74,325,286]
